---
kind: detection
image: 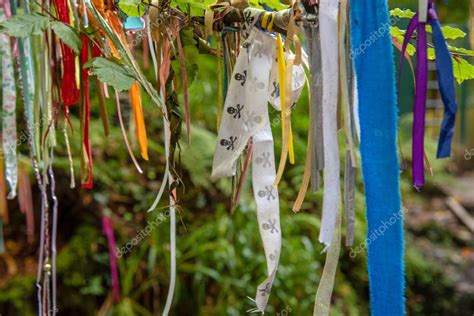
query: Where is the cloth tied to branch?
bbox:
[399,0,457,189]
[212,23,304,311]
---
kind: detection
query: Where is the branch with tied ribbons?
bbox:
[147,0,318,37]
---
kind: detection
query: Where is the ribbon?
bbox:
[130,82,149,161]
[212,24,304,312]
[0,0,18,199]
[313,190,342,316]
[102,214,121,303]
[212,29,278,312]
[0,146,6,254]
[303,16,324,192]
[0,154,8,229]
[48,147,59,316]
[52,0,79,110]
[160,70,177,316]
[18,166,34,244]
[9,0,37,162]
[174,17,191,144]
[399,0,457,188]
[80,35,93,189]
[96,77,110,136]
[339,0,357,246]
[274,34,298,185]
[318,0,340,250]
[351,0,406,314]
[429,7,457,159]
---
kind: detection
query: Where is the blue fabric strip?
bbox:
[430,13,457,158]
[350,1,405,315]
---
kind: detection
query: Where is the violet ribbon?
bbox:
[399,17,420,186]
[399,0,457,189]
[102,215,121,303]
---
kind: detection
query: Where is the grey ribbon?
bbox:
[304,21,325,193]
[344,149,356,246]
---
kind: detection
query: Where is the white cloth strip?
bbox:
[318,0,340,249]
[212,25,304,312]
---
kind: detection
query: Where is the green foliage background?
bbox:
[0,0,473,315]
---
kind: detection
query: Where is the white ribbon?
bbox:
[319,0,340,249]
[212,27,304,312]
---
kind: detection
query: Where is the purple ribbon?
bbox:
[399,12,426,189]
[399,0,457,189]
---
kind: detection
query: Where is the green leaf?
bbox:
[51,21,82,54]
[249,0,288,10]
[390,8,416,19]
[89,57,136,91]
[390,26,405,40]
[426,25,466,40]
[391,27,416,56]
[440,25,466,40]
[452,56,474,84]
[448,45,474,57]
[428,47,436,60]
[0,13,49,37]
[173,0,210,16]
[117,0,147,17]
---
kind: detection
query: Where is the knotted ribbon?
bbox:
[212,23,304,312]
[399,0,457,189]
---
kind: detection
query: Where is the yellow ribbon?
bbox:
[276,34,295,161]
[275,34,295,186]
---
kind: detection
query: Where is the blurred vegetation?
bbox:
[0,0,473,315]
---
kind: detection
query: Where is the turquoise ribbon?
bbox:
[351,1,406,315]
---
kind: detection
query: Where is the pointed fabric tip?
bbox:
[130,82,149,161]
[413,184,423,192]
[320,243,331,254]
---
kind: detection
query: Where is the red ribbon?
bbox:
[52,0,79,109]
